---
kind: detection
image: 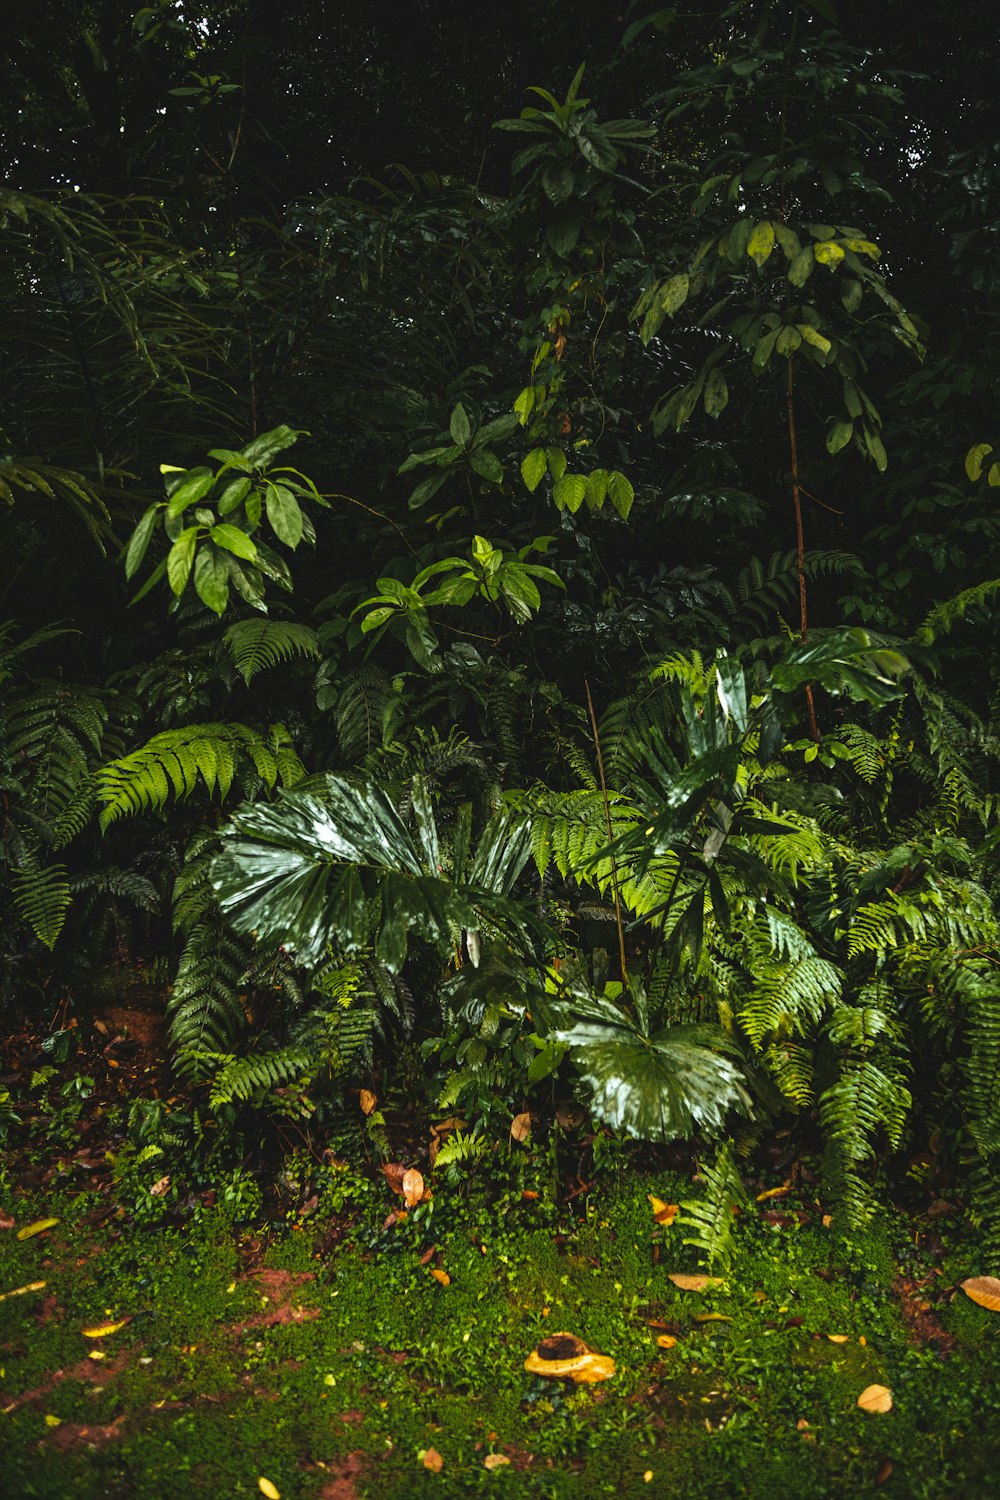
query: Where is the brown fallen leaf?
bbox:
[521,1190,540,1201]
[383,1210,408,1229]
[484,1454,510,1470]
[510,1111,532,1143]
[667,1273,723,1291]
[875,1457,894,1487]
[382,1163,407,1194]
[796,1418,810,1431]
[422,1447,443,1473]
[16,1217,59,1241]
[430,1269,451,1287]
[418,1245,437,1266]
[402,1168,425,1208]
[0,1210,15,1231]
[655,1334,677,1349]
[149,1175,171,1197]
[648,1195,679,1226]
[961,1275,1000,1312]
[360,1089,377,1116]
[857,1384,893,1413]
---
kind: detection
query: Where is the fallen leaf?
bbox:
[422,1447,443,1472]
[668,1273,723,1291]
[796,1418,810,1431]
[857,1384,893,1413]
[360,1089,377,1115]
[876,1457,894,1486]
[694,1312,732,1323]
[430,1269,451,1287]
[756,1185,792,1203]
[88,1350,106,1360]
[382,1163,406,1194]
[858,1335,867,1346]
[656,1334,677,1349]
[0,1280,46,1303]
[258,1480,281,1499]
[0,1210,15,1231]
[521,1190,540,1201]
[822,1214,833,1228]
[644,1473,654,1484]
[961,1275,1000,1312]
[484,1454,510,1470]
[510,1111,532,1143]
[419,1245,437,1266]
[149,1175,171,1197]
[44,1414,62,1428]
[16,1217,59,1241]
[383,1210,408,1229]
[81,1318,130,1338]
[827,1334,849,1344]
[648,1195,679,1226]
[402,1168,425,1208]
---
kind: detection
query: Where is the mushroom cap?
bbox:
[523,1332,616,1383]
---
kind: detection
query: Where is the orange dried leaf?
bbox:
[484,1454,510,1470]
[360,1089,377,1116]
[648,1195,679,1225]
[430,1269,451,1287]
[822,1214,834,1228]
[422,1447,443,1473]
[510,1111,532,1143]
[149,1175,171,1197]
[668,1273,723,1291]
[402,1168,425,1208]
[655,1334,677,1349]
[961,1275,1000,1312]
[827,1334,849,1344]
[382,1163,406,1194]
[857,1384,893,1413]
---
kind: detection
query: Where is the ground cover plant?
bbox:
[4,0,1000,1492]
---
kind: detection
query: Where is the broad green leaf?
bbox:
[125,505,160,580]
[864,428,888,471]
[747,220,775,266]
[521,448,547,492]
[787,246,815,287]
[814,241,845,268]
[194,546,230,616]
[449,403,472,447]
[469,449,503,483]
[553,473,588,513]
[546,446,567,480]
[210,524,257,561]
[659,273,690,316]
[608,471,635,519]
[776,326,802,356]
[265,485,304,549]
[988,463,1000,487]
[773,223,801,259]
[166,468,214,519]
[797,324,832,356]
[218,476,253,515]
[965,443,993,482]
[167,528,198,596]
[841,278,863,314]
[826,419,854,455]
[703,368,729,418]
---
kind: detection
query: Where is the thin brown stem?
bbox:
[584,679,628,985]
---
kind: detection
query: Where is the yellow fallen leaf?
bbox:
[360,1089,377,1115]
[694,1312,732,1323]
[402,1168,425,1209]
[961,1275,1000,1312]
[484,1454,510,1469]
[756,1185,792,1203]
[822,1214,833,1228]
[44,1414,62,1428]
[827,1334,849,1344]
[644,1473,654,1484]
[668,1273,723,1291]
[656,1334,677,1349]
[258,1480,281,1499]
[430,1269,451,1287]
[81,1319,129,1339]
[857,1384,893,1413]
[648,1196,679,1225]
[88,1350,107,1360]
[510,1111,532,1143]
[422,1447,443,1472]
[858,1335,867,1346]
[0,1280,46,1303]
[16,1218,59,1241]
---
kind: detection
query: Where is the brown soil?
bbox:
[230,1267,319,1333]
[317,1449,366,1499]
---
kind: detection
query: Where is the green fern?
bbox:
[223,619,320,685]
[676,1140,747,1273]
[11,863,72,948]
[97,721,305,828]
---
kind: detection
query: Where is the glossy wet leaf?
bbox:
[16,1218,59,1240]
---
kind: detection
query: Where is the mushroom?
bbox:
[523,1332,615,1384]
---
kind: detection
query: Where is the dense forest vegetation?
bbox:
[4,0,1000,1303]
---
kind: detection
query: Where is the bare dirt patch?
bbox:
[231,1268,319,1333]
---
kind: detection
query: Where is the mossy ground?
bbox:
[2,1163,999,1500]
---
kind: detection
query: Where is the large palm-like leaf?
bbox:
[211,773,536,969]
[550,990,751,1143]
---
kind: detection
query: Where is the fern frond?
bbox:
[97,721,305,828]
[11,863,72,948]
[223,619,320,685]
[676,1139,747,1272]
